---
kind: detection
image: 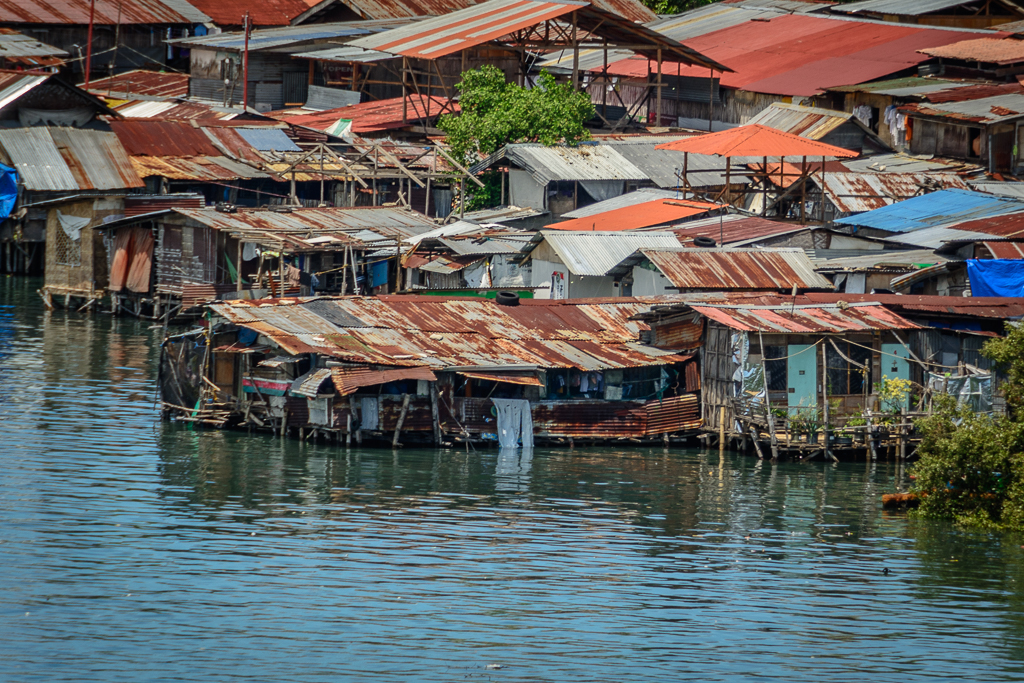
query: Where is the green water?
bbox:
[1,275,1023,682]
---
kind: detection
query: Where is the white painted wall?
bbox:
[631,265,674,296]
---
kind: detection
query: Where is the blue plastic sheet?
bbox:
[967,259,1024,297]
[0,163,17,221]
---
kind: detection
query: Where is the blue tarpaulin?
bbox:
[0,163,17,221]
[967,259,1024,297]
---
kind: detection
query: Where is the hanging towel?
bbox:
[491,398,534,449]
[57,212,90,241]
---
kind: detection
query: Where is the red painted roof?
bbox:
[184,0,320,26]
[919,37,1024,65]
[276,95,457,133]
[604,14,995,96]
[655,125,857,159]
[546,199,718,232]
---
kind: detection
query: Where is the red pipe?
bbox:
[84,0,96,87]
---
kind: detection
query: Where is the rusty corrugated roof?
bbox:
[276,95,457,133]
[919,37,1024,65]
[349,0,721,68]
[670,215,806,246]
[985,241,1024,259]
[690,302,920,333]
[0,0,208,24]
[89,70,188,98]
[818,173,970,214]
[642,248,833,291]
[210,295,689,371]
[0,127,144,191]
[342,0,654,22]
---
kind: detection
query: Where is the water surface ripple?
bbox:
[1,276,1023,682]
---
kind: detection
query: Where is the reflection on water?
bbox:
[2,275,1024,682]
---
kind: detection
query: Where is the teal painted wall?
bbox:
[787,344,817,412]
[881,342,911,410]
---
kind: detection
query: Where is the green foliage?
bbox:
[911,323,1024,531]
[465,171,502,212]
[438,65,595,168]
[641,0,713,15]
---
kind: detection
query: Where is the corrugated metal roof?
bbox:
[128,155,270,181]
[0,127,143,191]
[475,143,648,185]
[691,302,921,332]
[438,236,529,254]
[110,119,224,157]
[290,44,395,63]
[0,0,208,24]
[834,188,1024,232]
[819,173,970,214]
[547,198,718,232]
[0,72,50,111]
[276,95,457,133]
[462,205,546,223]
[175,206,436,250]
[530,230,682,276]
[235,128,301,152]
[985,241,1024,259]
[920,37,1024,64]
[349,0,720,68]
[172,21,404,50]
[832,0,990,16]
[642,247,832,290]
[948,212,1024,237]
[745,103,869,141]
[174,0,319,26]
[561,188,682,219]
[809,248,947,270]
[904,93,1024,124]
[87,70,187,98]
[210,295,686,371]
[883,226,1002,249]
[971,182,1024,199]
[111,99,243,120]
[669,214,807,245]
[603,137,729,188]
[0,28,66,60]
[826,76,965,95]
[337,0,653,23]
[599,13,995,97]
[843,153,975,174]
[655,125,858,158]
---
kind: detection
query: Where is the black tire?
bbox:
[495,291,520,306]
[693,236,717,248]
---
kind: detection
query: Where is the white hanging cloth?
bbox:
[57,212,90,241]
[491,398,534,449]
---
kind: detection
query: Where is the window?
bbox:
[764,345,787,392]
[826,341,871,395]
[53,221,81,266]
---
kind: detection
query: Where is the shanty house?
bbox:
[608,248,834,296]
[96,205,436,317]
[162,294,702,447]
[517,230,681,298]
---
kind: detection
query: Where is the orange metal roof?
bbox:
[89,70,189,98]
[656,125,858,159]
[546,199,718,232]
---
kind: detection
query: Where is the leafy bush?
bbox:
[911,323,1024,530]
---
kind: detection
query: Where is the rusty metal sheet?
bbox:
[111,119,223,157]
[332,366,436,395]
[820,173,970,214]
[531,400,647,438]
[643,248,832,291]
[919,38,1024,66]
[644,393,701,435]
[0,0,207,24]
[456,370,543,386]
[985,241,1024,259]
[690,302,920,333]
[89,70,188,97]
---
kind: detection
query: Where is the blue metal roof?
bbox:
[834,189,1024,233]
[236,128,301,152]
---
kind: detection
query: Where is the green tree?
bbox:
[438,65,595,167]
[640,0,713,15]
[912,324,1024,531]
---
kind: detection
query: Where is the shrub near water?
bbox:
[911,324,1024,531]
